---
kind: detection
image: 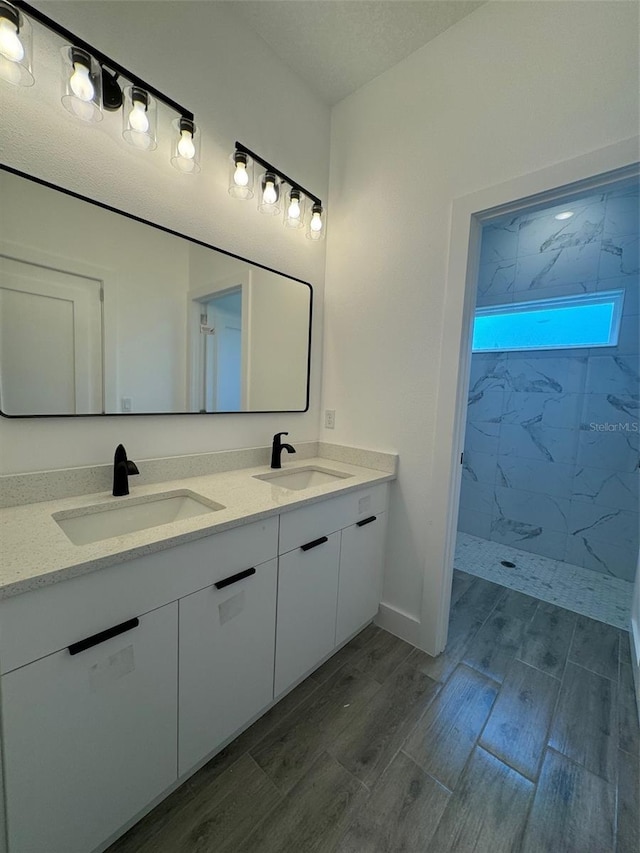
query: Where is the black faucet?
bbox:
[113,444,139,496]
[271,432,296,469]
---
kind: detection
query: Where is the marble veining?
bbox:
[600,234,639,279]
[517,201,605,257]
[478,218,519,265]
[572,467,638,512]
[461,181,639,582]
[477,260,517,300]
[515,244,600,292]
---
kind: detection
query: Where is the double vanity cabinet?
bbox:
[0,479,388,853]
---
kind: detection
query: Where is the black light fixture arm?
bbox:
[235,141,322,207]
[12,0,194,121]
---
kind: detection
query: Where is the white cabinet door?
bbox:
[274,532,340,697]
[336,512,386,647]
[178,558,277,775]
[1,603,178,853]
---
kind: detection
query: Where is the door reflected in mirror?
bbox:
[0,167,312,417]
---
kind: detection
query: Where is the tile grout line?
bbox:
[472,596,573,792]
[248,627,385,761]
[546,614,578,744]
[543,744,620,783]
[514,653,563,682]
[194,628,385,802]
[566,657,620,683]
[218,754,285,853]
[613,739,622,853]
[357,662,446,789]
[326,642,447,797]
[541,616,624,789]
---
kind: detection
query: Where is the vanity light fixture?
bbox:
[122,86,157,150]
[284,188,305,229]
[171,116,201,174]
[7,1,197,168]
[230,141,325,238]
[258,170,281,215]
[0,0,33,86]
[307,203,325,241]
[61,45,102,123]
[228,148,254,199]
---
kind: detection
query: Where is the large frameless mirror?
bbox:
[0,166,312,417]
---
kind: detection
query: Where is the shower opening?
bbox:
[454,175,639,629]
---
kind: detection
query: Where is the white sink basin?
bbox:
[253,466,352,491]
[53,490,225,545]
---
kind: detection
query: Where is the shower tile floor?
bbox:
[454,532,633,629]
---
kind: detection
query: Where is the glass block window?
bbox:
[472,290,625,353]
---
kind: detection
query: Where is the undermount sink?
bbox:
[53,490,225,546]
[253,466,353,491]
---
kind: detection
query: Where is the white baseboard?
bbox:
[375,602,421,647]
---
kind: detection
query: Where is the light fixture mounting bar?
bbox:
[13,0,194,121]
[235,141,321,207]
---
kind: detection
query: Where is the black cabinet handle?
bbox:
[301,535,329,552]
[215,567,256,590]
[68,617,139,656]
[357,515,377,527]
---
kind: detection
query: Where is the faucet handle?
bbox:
[127,460,139,475]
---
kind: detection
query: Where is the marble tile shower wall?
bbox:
[459,184,639,582]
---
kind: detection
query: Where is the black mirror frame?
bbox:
[0,163,313,418]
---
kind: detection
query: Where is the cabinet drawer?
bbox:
[1,602,178,853]
[278,484,388,554]
[0,517,278,674]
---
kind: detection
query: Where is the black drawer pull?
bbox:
[215,567,256,590]
[357,515,377,527]
[301,535,329,552]
[68,618,139,656]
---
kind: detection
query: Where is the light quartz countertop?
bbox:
[0,457,395,599]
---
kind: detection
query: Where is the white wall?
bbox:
[322,0,640,652]
[0,1,330,472]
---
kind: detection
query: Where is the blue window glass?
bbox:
[472,291,625,353]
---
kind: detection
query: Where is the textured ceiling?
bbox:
[227,0,486,105]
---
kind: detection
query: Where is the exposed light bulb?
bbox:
[0,17,23,62]
[310,211,323,232]
[178,129,195,160]
[288,196,301,220]
[555,210,574,220]
[69,62,94,102]
[263,179,277,205]
[128,100,149,133]
[234,161,249,186]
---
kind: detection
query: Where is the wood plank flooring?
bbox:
[108,571,639,853]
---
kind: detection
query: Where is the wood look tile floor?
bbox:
[108,572,639,853]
